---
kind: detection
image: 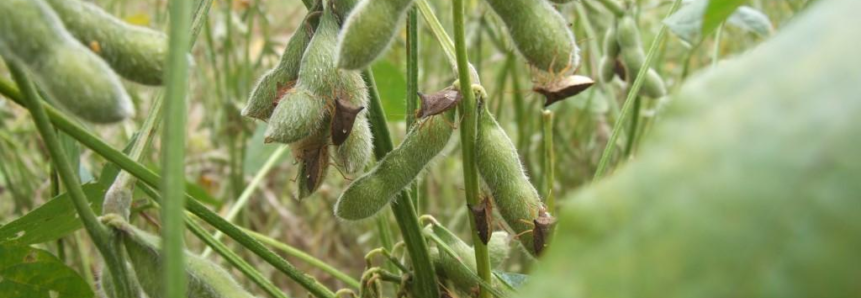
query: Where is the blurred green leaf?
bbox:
[244,123,288,174]
[524,0,861,297]
[702,0,746,36]
[0,184,107,245]
[371,60,407,122]
[494,271,528,289]
[665,0,771,45]
[0,243,94,298]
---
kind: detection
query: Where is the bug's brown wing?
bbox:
[331,99,364,146]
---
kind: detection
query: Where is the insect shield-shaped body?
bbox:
[469,196,494,244]
[0,0,133,123]
[531,207,556,256]
[332,99,364,146]
[45,0,169,86]
[484,0,579,74]
[533,75,595,107]
[336,0,416,70]
[101,215,256,298]
[243,2,323,121]
[417,88,462,119]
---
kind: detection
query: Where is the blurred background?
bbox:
[0,0,806,295]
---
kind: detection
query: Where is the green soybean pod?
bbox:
[243,3,322,121]
[335,109,455,221]
[476,105,543,256]
[336,0,416,70]
[265,89,327,144]
[430,226,509,295]
[45,0,168,86]
[484,0,578,73]
[0,0,133,123]
[102,215,256,298]
[616,16,667,98]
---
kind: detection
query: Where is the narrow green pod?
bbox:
[243,3,322,121]
[599,56,617,82]
[642,69,667,98]
[45,0,168,86]
[335,110,455,221]
[430,226,509,295]
[0,0,133,123]
[102,215,256,298]
[476,105,543,256]
[484,0,578,73]
[336,0,416,70]
[603,26,621,58]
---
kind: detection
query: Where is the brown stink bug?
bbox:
[330,99,364,146]
[416,88,462,119]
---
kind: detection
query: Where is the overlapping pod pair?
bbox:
[250,0,372,198]
[0,0,131,123]
[0,0,167,123]
[102,215,256,298]
[603,16,667,98]
[475,99,552,257]
[428,225,511,295]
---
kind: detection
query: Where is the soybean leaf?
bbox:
[727,6,773,37]
[0,243,94,298]
[702,0,746,36]
[494,271,529,289]
[371,60,407,122]
[0,183,107,245]
[665,0,772,45]
[523,0,861,297]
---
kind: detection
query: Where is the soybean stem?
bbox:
[594,0,683,180]
[407,6,420,212]
[452,1,493,298]
[542,111,555,212]
[7,62,135,298]
[362,70,440,298]
[161,0,194,296]
[200,145,289,257]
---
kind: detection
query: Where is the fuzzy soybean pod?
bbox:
[546,0,576,4]
[335,112,373,174]
[430,226,510,295]
[335,109,455,221]
[484,0,578,73]
[102,215,256,298]
[243,3,322,121]
[476,105,543,256]
[336,0,416,70]
[617,16,667,98]
[45,0,168,86]
[0,0,133,123]
[599,26,622,83]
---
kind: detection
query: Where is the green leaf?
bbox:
[371,60,407,122]
[493,271,528,289]
[702,0,746,36]
[0,183,107,245]
[523,0,861,297]
[665,0,771,45]
[0,243,94,298]
[244,123,288,174]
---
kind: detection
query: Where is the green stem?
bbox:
[7,62,134,298]
[0,79,337,298]
[542,111,555,212]
[451,2,492,298]
[201,145,289,258]
[162,0,193,296]
[242,228,361,289]
[623,96,640,157]
[406,6,420,212]
[594,0,683,180]
[597,0,626,17]
[361,70,439,298]
[712,22,724,68]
